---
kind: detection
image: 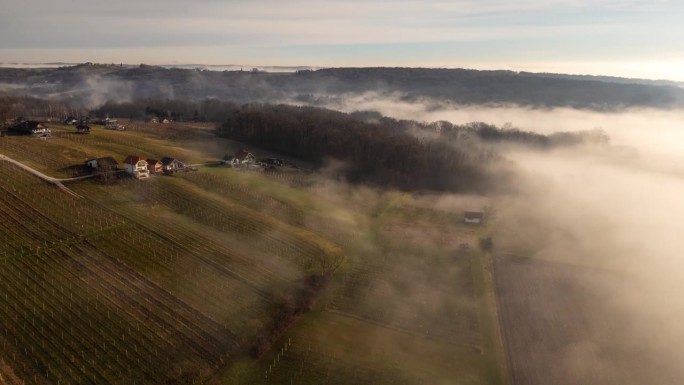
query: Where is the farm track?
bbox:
[0,153,89,198]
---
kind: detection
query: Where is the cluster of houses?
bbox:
[222,148,284,170]
[2,119,51,137]
[85,155,191,179]
[1,116,124,137]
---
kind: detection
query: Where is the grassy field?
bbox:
[0,123,505,384]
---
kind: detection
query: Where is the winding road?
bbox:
[0,153,90,198]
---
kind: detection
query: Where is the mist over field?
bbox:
[474,109,684,382]
[497,145,684,382]
[312,91,684,382]
[3,0,684,381]
[3,63,684,383]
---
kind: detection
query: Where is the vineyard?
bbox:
[0,123,504,385]
[0,161,239,384]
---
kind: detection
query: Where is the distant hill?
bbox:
[1,64,683,110]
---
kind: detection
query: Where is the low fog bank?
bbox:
[318,92,684,382]
[485,111,684,381]
[495,146,684,382]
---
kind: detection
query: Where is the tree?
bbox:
[479,236,494,252]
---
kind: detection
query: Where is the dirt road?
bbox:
[0,153,88,197]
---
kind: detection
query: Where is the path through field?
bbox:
[0,153,89,197]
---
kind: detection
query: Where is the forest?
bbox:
[1,65,683,110]
[217,104,597,192]
[0,95,603,193]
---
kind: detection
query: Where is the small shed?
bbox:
[464,211,485,224]
[123,156,150,179]
[146,158,162,174]
[86,157,118,170]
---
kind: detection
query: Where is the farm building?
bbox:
[86,157,118,170]
[464,211,485,224]
[227,149,257,168]
[76,123,90,134]
[234,149,255,164]
[123,156,150,179]
[6,120,50,136]
[105,119,125,131]
[146,159,162,174]
[160,157,186,174]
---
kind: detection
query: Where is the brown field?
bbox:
[493,254,684,385]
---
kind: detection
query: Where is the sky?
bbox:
[1,0,683,80]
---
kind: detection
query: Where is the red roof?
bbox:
[124,155,143,165]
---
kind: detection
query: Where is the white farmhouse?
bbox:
[123,155,150,179]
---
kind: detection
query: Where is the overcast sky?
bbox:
[1,0,682,80]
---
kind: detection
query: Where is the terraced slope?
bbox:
[0,123,504,385]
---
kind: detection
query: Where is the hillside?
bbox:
[1,64,683,110]
[0,122,504,384]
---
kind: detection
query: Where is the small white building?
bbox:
[123,155,149,179]
[464,211,484,224]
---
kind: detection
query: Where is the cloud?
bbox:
[1,0,683,81]
[2,1,681,48]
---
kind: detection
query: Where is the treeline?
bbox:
[2,65,683,110]
[0,95,84,125]
[91,98,239,122]
[0,95,239,125]
[218,104,505,193]
[217,104,608,192]
[430,120,609,148]
[303,68,684,109]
